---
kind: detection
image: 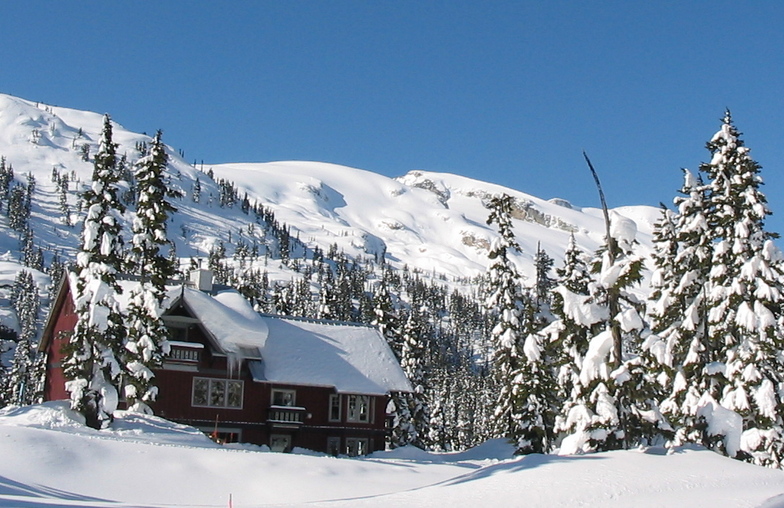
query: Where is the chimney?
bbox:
[189,269,214,292]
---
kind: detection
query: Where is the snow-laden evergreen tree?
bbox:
[371,270,401,357]
[392,307,430,449]
[0,156,12,201]
[123,130,176,413]
[513,244,558,454]
[701,111,784,466]
[649,171,715,448]
[8,184,29,232]
[558,213,664,452]
[6,338,33,406]
[316,269,337,320]
[3,270,40,405]
[62,114,126,429]
[533,243,556,309]
[484,194,526,443]
[544,234,605,450]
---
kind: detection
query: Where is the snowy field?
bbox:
[1,403,783,507]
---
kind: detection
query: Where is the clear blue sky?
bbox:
[3,2,784,232]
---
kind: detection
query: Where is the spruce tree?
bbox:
[650,171,715,448]
[123,130,176,413]
[702,111,784,466]
[485,194,526,442]
[545,234,604,451]
[62,114,126,429]
[394,307,431,449]
[371,271,401,357]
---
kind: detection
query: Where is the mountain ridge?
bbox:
[0,92,659,289]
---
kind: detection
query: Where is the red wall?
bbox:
[43,296,77,401]
[42,288,392,454]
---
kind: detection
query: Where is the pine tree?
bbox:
[702,111,784,466]
[6,338,34,406]
[62,114,126,429]
[192,177,201,203]
[371,271,401,357]
[649,171,715,448]
[391,307,431,449]
[8,185,28,231]
[123,130,176,413]
[485,194,526,442]
[4,270,40,406]
[0,156,14,201]
[546,234,606,452]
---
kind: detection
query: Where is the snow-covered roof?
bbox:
[171,286,411,395]
[46,274,411,395]
[175,286,268,359]
[248,315,413,395]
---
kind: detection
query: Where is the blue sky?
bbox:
[3,2,784,232]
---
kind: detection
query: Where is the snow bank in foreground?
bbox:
[0,404,783,507]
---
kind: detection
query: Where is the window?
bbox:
[329,394,341,422]
[192,377,243,409]
[271,389,296,407]
[347,395,371,423]
[345,437,369,457]
[327,437,341,456]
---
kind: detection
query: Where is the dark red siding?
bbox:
[43,295,77,401]
[42,285,393,454]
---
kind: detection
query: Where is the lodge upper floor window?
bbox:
[329,394,341,422]
[346,395,371,423]
[271,388,296,407]
[192,377,243,409]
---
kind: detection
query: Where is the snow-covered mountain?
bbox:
[0,92,659,289]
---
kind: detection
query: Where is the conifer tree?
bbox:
[371,271,401,357]
[702,111,784,466]
[6,338,34,406]
[485,194,526,442]
[62,114,126,429]
[598,213,667,450]
[545,234,607,451]
[123,130,176,413]
[649,171,715,447]
[3,270,40,406]
[392,307,431,449]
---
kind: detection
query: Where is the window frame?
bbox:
[192,377,244,409]
[346,394,372,423]
[345,437,369,457]
[328,394,342,422]
[271,388,297,407]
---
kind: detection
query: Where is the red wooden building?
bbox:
[39,270,412,456]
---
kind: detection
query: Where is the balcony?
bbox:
[267,405,307,428]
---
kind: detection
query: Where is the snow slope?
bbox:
[0,403,782,508]
[0,92,659,286]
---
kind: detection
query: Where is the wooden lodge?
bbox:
[39,270,412,455]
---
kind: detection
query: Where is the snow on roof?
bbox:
[175,285,410,395]
[249,315,413,395]
[177,286,268,358]
[58,275,411,395]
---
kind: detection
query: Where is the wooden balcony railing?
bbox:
[268,405,307,426]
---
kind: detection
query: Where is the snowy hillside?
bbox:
[0,402,782,508]
[0,92,659,286]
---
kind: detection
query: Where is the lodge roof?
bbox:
[42,272,413,396]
